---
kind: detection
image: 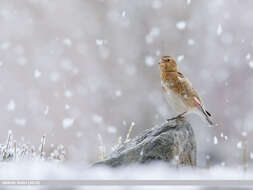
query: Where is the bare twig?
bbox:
[124,122,135,143]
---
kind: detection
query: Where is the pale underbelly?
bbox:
[163,89,189,114]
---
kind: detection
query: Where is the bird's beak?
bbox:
[158,62,160,65]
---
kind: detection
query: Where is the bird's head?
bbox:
[158,56,178,72]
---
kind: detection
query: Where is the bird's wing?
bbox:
[163,72,203,107]
[163,72,214,125]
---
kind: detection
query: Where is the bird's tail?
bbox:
[192,97,214,126]
[199,106,214,126]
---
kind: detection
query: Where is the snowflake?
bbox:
[62,118,74,129]
[217,24,223,36]
[176,21,186,31]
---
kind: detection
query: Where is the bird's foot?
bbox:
[166,112,186,121]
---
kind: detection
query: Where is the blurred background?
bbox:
[0,0,252,167]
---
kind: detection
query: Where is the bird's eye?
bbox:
[167,59,170,62]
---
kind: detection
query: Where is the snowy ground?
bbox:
[0,161,250,180]
[0,161,251,189]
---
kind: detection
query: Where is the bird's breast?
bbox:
[161,81,190,114]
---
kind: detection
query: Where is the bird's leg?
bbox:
[167,112,186,121]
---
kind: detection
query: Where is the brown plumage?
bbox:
[159,56,213,125]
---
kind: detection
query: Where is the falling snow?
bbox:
[34,69,42,78]
[217,24,223,36]
[50,72,61,82]
[44,106,49,115]
[115,90,122,97]
[145,27,160,44]
[177,55,184,62]
[63,38,72,46]
[7,100,16,111]
[213,136,218,145]
[62,118,74,129]
[248,61,253,68]
[107,126,117,134]
[151,0,162,9]
[64,90,73,98]
[241,131,247,137]
[145,56,155,67]
[1,42,11,50]
[96,39,104,46]
[176,21,186,31]
[237,141,242,149]
[121,11,126,17]
[14,118,27,126]
[186,0,191,5]
[65,104,70,110]
[187,39,195,46]
[250,152,253,160]
[245,53,251,60]
[92,114,103,124]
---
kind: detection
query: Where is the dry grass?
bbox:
[0,130,66,162]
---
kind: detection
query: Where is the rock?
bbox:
[93,117,196,167]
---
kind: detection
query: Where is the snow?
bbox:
[50,72,61,82]
[65,104,70,110]
[107,126,117,134]
[0,162,252,181]
[115,90,122,97]
[63,38,72,46]
[187,39,195,46]
[241,131,247,137]
[96,39,104,46]
[145,27,160,44]
[122,120,127,126]
[16,57,27,65]
[248,61,253,68]
[92,114,103,124]
[62,118,74,129]
[121,11,126,17]
[246,53,251,60]
[7,100,16,111]
[151,0,162,9]
[177,55,184,62]
[44,106,49,115]
[14,118,26,126]
[64,90,73,98]
[34,69,42,78]
[176,21,186,31]
[0,42,11,50]
[145,56,155,67]
[217,24,223,36]
[213,136,218,145]
[250,152,253,160]
[237,141,242,149]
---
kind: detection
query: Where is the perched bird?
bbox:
[158,56,213,125]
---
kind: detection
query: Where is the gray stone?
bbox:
[93,117,196,167]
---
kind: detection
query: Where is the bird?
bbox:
[158,56,214,125]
